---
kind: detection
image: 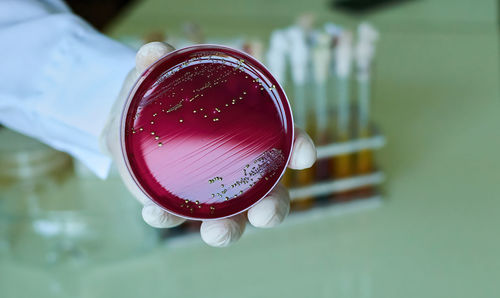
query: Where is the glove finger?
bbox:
[247,184,290,228]
[142,202,186,228]
[116,41,174,111]
[104,43,174,168]
[288,126,316,170]
[104,42,182,226]
[200,214,246,247]
[136,41,175,73]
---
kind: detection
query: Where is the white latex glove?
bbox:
[102,42,317,247]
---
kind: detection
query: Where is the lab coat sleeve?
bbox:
[0,0,135,178]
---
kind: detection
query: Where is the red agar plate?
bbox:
[121,45,294,220]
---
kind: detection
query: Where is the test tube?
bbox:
[312,32,331,143]
[331,31,354,181]
[355,23,379,175]
[312,32,333,182]
[267,30,295,189]
[287,24,316,210]
[267,30,296,191]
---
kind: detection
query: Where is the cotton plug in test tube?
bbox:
[332,31,353,179]
[266,30,288,87]
[355,23,379,174]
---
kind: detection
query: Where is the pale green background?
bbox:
[1,0,499,297]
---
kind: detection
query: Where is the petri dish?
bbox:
[121,45,293,220]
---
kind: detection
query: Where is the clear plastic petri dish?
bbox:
[121,45,294,220]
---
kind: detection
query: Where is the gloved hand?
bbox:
[102,42,316,247]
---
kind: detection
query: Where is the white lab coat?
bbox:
[0,0,135,178]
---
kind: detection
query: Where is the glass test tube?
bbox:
[356,74,374,174]
[331,76,353,180]
[291,81,316,210]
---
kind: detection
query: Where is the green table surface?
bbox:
[1,0,499,297]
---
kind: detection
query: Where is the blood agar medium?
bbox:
[121,45,294,220]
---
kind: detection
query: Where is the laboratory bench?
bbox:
[1,0,499,297]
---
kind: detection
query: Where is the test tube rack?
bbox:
[281,111,386,209]
[287,121,385,212]
[290,130,385,199]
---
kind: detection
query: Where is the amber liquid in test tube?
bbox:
[121,45,294,220]
[293,135,316,209]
